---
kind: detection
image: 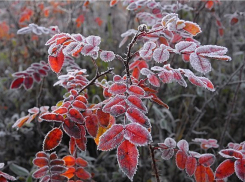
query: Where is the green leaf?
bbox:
[9,163,29,177]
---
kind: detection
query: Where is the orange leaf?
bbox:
[63,155,76,167]
[61,167,75,179]
[183,21,201,36]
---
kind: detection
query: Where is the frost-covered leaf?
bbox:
[100,50,115,62]
[126,107,150,128]
[48,51,65,73]
[127,85,145,97]
[160,148,175,160]
[190,53,211,74]
[175,41,196,53]
[124,123,152,146]
[98,124,124,151]
[39,113,64,122]
[198,154,215,167]
[85,114,98,137]
[148,74,160,87]
[177,140,189,152]
[108,82,127,95]
[185,156,197,176]
[153,44,170,63]
[85,35,101,46]
[215,159,235,180]
[43,128,63,151]
[62,119,81,139]
[126,95,147,113]
[176,150,188,170]
[102,95,126,113]
[235,158,245,181]
[110,105,126,117]
[68,108,84,124]
[139,41,156,59]
[117,140,138,181]
[158,69,174,83]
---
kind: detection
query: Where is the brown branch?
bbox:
[148,144,160,182]
[79,67,114,94]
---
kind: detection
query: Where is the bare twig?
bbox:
[186,63,245,138]
[148,144,160,182]
[219,61,245,148]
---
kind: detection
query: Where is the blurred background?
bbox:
[0,1,245,181]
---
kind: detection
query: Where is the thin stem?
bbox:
[148,144,160,182]
[186,63,245,139]
[219,61,245,148]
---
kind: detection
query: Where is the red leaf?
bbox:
[40,113,64,122]
[98,124,124,151]
[50,165,67,174]
[102,95,126,113]
[219,149,243,159]
[53,107,68,115]
[63,155,76,167]
[139,41,156,59]
[72,100,87,111]
[199,154,215,167]
[172,70,187,87]
[50,152,58,160]
[76,158,88,167]
[175,150,188,170]
[117,140,139,181]
[10,77,24,89]
[215,159,235,179]
[69,137,76,155]
[163,137,176,148]
[158,69,174,83]
[36,151,48,158]
[230,17,239,25]
[109,104,125,117]
[75,126,87,151]
[127,95,147,113]
[24,76,34,90]
[108,82,127,95]
[75,167,91,180]
[97,109,110,127]
[110,0,118,7]
[126,107,150,128]
[0,171,16,181]
[48,51,65,73]
[68,108,84,124]
[124,123,152,146]
[185,156,197,176]
[235,158,245,181]
[85,114,98,137]
[32,166,49,179]
[127,85,145,97]
[62,119,81,139]
[43,128,63,151]
[148,74,160,87]
[149,94,169,109]
[75,95,88,104]
[195,164,206,182]
[206,167,215,182]
[50,159,64,166]
[132,67,140,79]
[199,77,215,91]
[33,157,49,167]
